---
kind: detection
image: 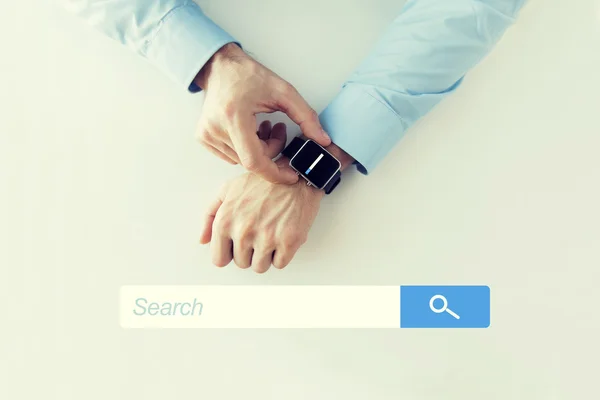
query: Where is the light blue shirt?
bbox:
[63,0,526,174]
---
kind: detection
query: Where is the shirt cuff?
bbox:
[145,1,238,92]
[319,84,410,174]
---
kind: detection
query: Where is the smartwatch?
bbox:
[282,137,342,194]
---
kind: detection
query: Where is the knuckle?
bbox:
[237,236,254,250]
[307,108,318,122]
[253,63,265,75]
[195,127,210,143]
[246,62,262,76]
[222,101,237,120]
[240,155,259,172]
[278,82,295,97]
[235,222,256,244]
[196,119,221,142]
[214,213,232,233]
[259,228,277,248]
[288,237,305,249]
[281,230,306,249]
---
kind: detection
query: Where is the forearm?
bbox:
[289,141,354,202]
[61,0,237,90]
[351,0,526,95]
[61,0,187,51]
[322,0,527,174]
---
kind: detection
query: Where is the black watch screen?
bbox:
[290,140,341,189]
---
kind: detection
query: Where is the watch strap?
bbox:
[323,171,341,195]
[281,136,305,159]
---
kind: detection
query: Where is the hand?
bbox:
[195,43,330,184]
[199,135,324,273]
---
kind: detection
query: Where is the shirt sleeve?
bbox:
[319,0,527,174]
[61,0,238,92]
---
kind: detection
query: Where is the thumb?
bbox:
[277,85,331,147]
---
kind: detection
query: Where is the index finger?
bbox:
[200,182,230,245]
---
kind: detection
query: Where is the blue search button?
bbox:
[400,286,490,328]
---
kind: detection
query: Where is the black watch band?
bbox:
[323,170,342,195]
[281,136,305,158]
[282,137,341,195]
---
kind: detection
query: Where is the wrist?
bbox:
[324,142,354,171]
[194,43,247,90]
[290,141,351,198]
[296,177,327,201]
[283,137,353,195]
[296,135,354,171]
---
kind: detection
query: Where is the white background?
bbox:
[2,0,600,398]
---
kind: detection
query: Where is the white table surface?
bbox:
[2,0,600,399]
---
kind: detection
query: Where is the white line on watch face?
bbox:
[304,153,324,175]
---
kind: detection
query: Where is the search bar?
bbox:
[120,285,490,329]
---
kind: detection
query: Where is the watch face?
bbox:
[290,140,340,189]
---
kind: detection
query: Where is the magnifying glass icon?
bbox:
[429,295,460,319]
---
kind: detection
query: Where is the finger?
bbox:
[257,120,272,141]
[203,133,241,164]
[276,85,330,146]
[200,198,222,245]
[251,248,275,274]
[232,115,299,184]
[200,184,229,245]
[272,246,298,270]
[275,156,290,167]
[202,142,237,165]
[273,156,299,179]
[197,120,235,151]
[213,141,240,164]
[233,244,253,269]
[261,122,287,159]
[211,235,233,267]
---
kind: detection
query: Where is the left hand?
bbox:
[199,129,324,273]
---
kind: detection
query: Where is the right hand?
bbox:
[194,43,331,184]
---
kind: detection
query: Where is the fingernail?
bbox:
[322,129,331,141]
